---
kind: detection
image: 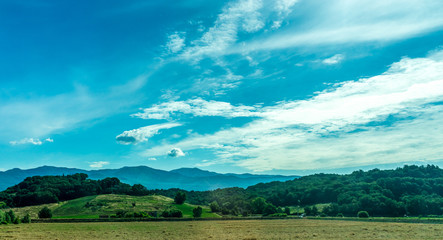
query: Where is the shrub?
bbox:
[336,213,344,218]
[209,201,220,212]
[193,206,203,218]
[38,207,52,219]
[284,207,291,215]
[21,213,31,223]
[161,209,183,218]
[320,213,327,217]
[116,210,127,218]
[170,209,183,218]
[174,192,186,204]
[357,211,370,218]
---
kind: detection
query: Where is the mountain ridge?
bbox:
[0,165,298,191]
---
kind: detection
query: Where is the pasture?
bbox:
[0,219,441,239]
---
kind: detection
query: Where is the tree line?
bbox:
[0,165,442,217]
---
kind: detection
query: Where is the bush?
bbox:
[357,211,370,218]
[21,213,31,223]
[284,207,291,215]
[193,206,203,218]
[336,213,344,218]
[38,207,52,219]
[174,192,186,204]
[161,209,183,218]
[116,210,127,218]
[269,213,287,217]
[7,210,17,223]
[209,201,220,212]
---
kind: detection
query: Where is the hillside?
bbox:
[11,194,219,219]
[0,166,298,191]
[154,165,443,217]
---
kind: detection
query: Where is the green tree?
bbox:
[251,197,267,214]
[357,211,369,218]
[6,210,16,223]
[209,201,220,212]
[193,206,203,218]
[174,192,186,204]
[21,213,31,223]
[38,206,52,219]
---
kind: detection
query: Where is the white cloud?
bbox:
[322,54,344,65]
[166,32,186,53]
[142,49,443,171]
[167,148,185,157]
[179,0,265,61]
[132,98,260,120]
[237,0,443,54]
[89,161,109,168]
[116,122,182,145]
[10,137,54,146]
[148,157,157,161]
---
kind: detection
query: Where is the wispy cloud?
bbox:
[0,76,148,143]
[10,137,53,146]
[132,98,260,120]
[89,161,110,168]
[116,122,182,145]
[322,54,345,65]
[142,49,443,170]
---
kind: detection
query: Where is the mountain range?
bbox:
[0,166,298,191]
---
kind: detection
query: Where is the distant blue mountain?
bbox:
[0,166,298,191]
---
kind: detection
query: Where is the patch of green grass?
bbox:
[11,194,220,219]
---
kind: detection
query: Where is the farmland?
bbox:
[0,219,441,239]
[10,194,219,219]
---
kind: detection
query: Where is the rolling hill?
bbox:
[0,166,298,191]
[10,194,220,219]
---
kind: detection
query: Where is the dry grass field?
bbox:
[0,219,441,239]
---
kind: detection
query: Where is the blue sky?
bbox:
[1,0,443,175]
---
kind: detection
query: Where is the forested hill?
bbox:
[1,165,442,217]
[153,165,443,217]
[0,174,149,207]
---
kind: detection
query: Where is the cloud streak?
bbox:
[142,49,443,171]
[116,123,182,145]
[132,98,261,120]
[10,138,54,146]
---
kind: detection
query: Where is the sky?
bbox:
[1,0,443,175]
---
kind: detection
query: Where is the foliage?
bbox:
[21,213,31,223]
[358,211,370,218]
[38,207,52,219]
[0,174,154,208]
[209,201,220,212]
[193,206,203,218]
[161,209,183,218]
[174,192,186,204]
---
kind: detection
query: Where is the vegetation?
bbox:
[0,220,442,239]
[357,211,370,218]
[38,206,52,219]
[1,165,442,218]
[0,173,149,207]
[193,206,202,218]
[151,165,443,217]
[174,192,186,204]
[9,194,219,219]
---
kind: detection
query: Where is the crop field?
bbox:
[0,219,442,239]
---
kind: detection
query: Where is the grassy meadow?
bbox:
[10,194,219,219]
[0,219,441,239]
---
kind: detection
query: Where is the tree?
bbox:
[21,213,31,223]
[209,201,220,212]
[251,197,267,214]
[174,192,186,204]
[6,210,16,223]
[38,206,52,219]
[357,211,369,218]
[193,206,203,218]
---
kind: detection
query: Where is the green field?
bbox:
[0,219,441,239]
[10,194,220,219]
